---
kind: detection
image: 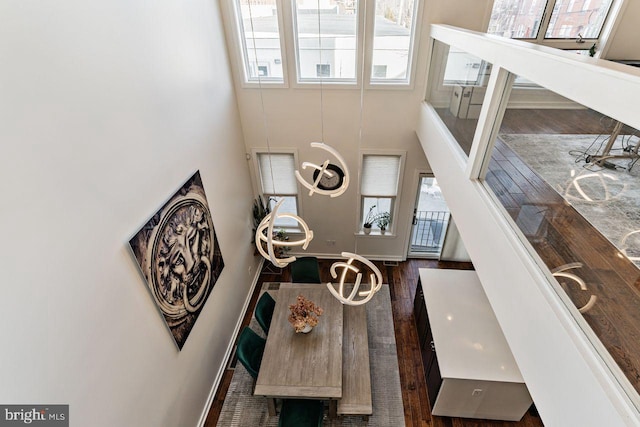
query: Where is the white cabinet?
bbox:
[418,268,533,421]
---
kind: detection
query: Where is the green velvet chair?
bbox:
[278,399,324,427]
[255,292,276,335]
[236,327,266,379]
[290,257,321,284]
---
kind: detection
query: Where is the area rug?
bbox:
[501,133,640,261]
[216,284,405,427]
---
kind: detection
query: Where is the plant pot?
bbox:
[364,225,372,235]
[300,324,313,334]
[380,227,386,235]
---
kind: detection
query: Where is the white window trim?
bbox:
[225,0,290,88]
[366,0,423,89]
[357,149,407,236]
[224,0,423,89]
[288,0,364,87]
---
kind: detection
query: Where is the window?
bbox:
[228,0,421,86]
[293,0,358,82]
[545,0,613,39]
[373,65,388,78]
[370,0,418,84]
[316,63,331,77]
[488,0,546,39]
[360,154,403,232]
[234,0,284,83]
[256,153,299,228]
[253,63,269,77]
[488,0,615,50]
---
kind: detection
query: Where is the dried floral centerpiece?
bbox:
[288,294,324,333]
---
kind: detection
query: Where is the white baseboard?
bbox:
[288,251,405,262]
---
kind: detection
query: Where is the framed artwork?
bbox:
[129,171,224,350]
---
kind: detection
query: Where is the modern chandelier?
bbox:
[326,252,383,306]
[295,142,350,198]
[248,0,383,305]
[255,199,314,268]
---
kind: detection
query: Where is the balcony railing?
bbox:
[410,210,449,253]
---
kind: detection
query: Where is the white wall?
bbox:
[0,1,260,426]
[604,0,640,60]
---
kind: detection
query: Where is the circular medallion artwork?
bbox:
[129,171,224,350]
[150,197,214,323]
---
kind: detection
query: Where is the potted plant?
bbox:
[252,196,271,244]
[288,294,324,333]
[273,228,291,258]
[363,205,377,234]
[375,212,391,234]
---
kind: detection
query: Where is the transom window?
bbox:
[487,0,615,52]
[293,0,358,82]
[234,0,285,83]
[229,0,420,86]
[371,0,418,84]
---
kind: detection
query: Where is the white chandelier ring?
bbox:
[255,199,314,268]
[329,261,362,301]
[295,142,350,198]
[327,252,383,306]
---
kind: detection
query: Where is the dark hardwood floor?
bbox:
[204,259,544,427]
[485,138,640,398]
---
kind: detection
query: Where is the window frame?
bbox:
[358,150,406,235]
[252,149,302,231]
[367,0,422,88]
[290,0,364,87]
[487,0,622,54]
[224,0,423,88]
[230,0,290,88]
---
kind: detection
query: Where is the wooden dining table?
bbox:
[254,283,344,418]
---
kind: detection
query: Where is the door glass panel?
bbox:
[409,177,450,256]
